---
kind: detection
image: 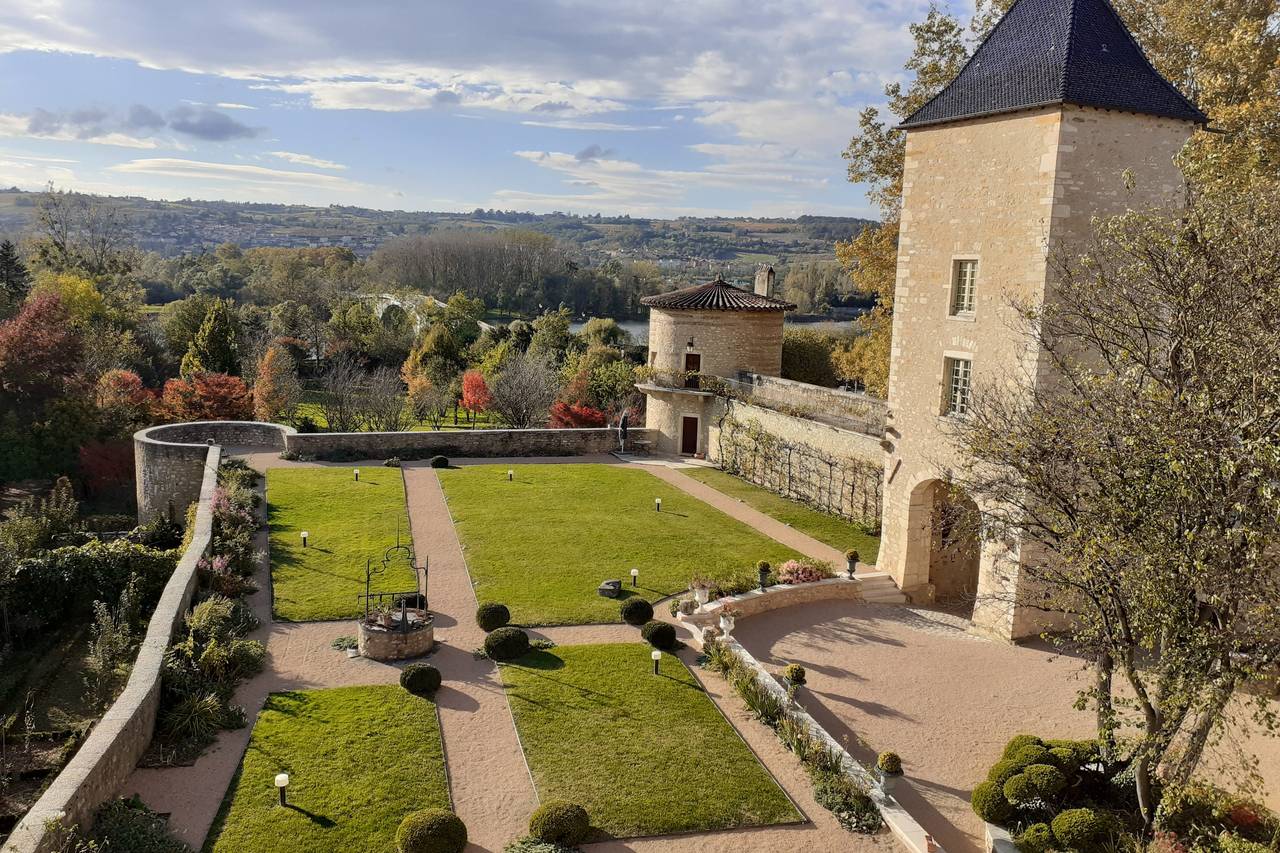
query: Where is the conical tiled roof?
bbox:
[900,0,1207,129]
[640,277,796,312]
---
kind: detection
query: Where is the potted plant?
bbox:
[718,604,739,637]
[691,576,712,606]
[845,549,860,579]
[877,751,903,795]
[373,604,394,628]
[782,663,806,698]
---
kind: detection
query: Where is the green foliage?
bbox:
[811,769,883,834]
[396,809,467,853]
[619,597,653,626]
[1008,744,1051,769]
[89,796,192,853]
[783,663,807,686]
[1155,783,1279,850]
[502,839,578,853]
[1002,734,1045,760]
[476,602,511,632]
[640,620,676,651]
[400,664,442,697]
[988,759,1024,787]
[528,801,590,845]
[876,751,901,774]
[1216,834,1274,853]
[780,327,839,387]
[429,455,449,469]
[971,780,1014,824]
[484,626,531,661]
[180,298,240,378]
[1015,822,1054,853]
[1003,765,1067,806]
[1050,808,1115,853]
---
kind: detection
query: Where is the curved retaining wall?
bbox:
[3,446,221,853]
[134,422,293,525]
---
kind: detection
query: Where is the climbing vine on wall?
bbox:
[715,403,882,530]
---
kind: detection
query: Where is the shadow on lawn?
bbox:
[285,804,336,828]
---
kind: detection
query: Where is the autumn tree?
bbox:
[161,373,252,422]
[408,376,454,431]
[181,299,241,378]
[948,188,1280,825]
[0,294,83,410]
[252,344,302,424]
[460,369,493,424]
[95,368,158,435]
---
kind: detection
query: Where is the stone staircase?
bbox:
[857,571,908,604]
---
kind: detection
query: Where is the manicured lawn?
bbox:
[438,464,801,625]
[267,468,416,621]
[681,466,881,563]
[207,686,448,853]
[503,644,801,838]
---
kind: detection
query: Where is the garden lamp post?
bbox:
[275,772,290,807]
[507,469,514,481]
[654,498,661,512]
[300,531,309,548]
[353,468,360,482]
[651,649,661,675]
[758,562,771,591]
[630,568,639,587]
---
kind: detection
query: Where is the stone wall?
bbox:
[287,426,645,461]
[707,398,884,523]
[3,447,220,853]
[134,421,293,525]
[734,373,886,437]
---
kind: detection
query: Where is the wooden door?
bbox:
[680,416,699,455]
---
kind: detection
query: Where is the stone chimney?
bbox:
[754,264,775,298]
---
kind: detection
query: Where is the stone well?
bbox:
[357,609,435,661]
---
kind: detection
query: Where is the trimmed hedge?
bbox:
[971,780,1014,824]
[400,664,442,697]
[1015,822,1054,853]
[640,620,677,651]
[1004,764,1066,806]
[528,800,590,845]
[1050,808,1112,853]
[484,626,531,661]
[619,597,654,626]
[396,809,467,853]
[429,456,449,469]
[476,602,512,632]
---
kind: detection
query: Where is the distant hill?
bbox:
[0,189,874,269]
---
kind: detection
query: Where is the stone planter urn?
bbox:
[693,584,710,606]
[876,752,903,796]
[879,769,903,795]
[718,612,736,637]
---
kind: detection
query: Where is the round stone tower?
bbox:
[637,276,794,456]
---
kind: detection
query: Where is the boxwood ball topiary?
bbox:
[396,808,467,853]
[971,780,1014,824]
[1008,744,1052,770]
[1015,823,1054,853]
[620,597,654,626]
[1003,764,1066,806]
[484,626,531,661]
[1002,734,1044,760]
[1050,808,1112,852]
[429,455,449,469]
[400,664,442,697]
[640,620,677,651]
[987,759,1023,787]
[476,602,511,632]
[528,800,590,845]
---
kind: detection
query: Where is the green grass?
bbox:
[680,466,881,563]
[438,464,801,625]
[502,643,801,838]
[206,686,448,853]
[267,468,416,621]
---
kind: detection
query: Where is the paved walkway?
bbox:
[129,454,897,853]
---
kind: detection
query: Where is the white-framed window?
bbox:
[951,259,977,316]
[944,357,973,416]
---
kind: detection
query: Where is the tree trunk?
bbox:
[1135,755,1156,828]
[1096,649,1116,761]
[1166,678,1237,788]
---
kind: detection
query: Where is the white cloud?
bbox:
[520,120,663,132]
[269,150,346,170]
[215,102,257,110]
[109,157,357,188]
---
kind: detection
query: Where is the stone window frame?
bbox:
[948,256,979,320]
[941,350,974,417]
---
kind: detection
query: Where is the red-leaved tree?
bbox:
[460,369,493,423]
[161,372,253,422]
[95,368,159,435]
[0,294,83,409]
[549,400,607,428]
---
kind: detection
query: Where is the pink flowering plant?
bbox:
[777,559,834,585]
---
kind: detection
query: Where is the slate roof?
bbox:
[640,277,796,312]
[900,0,1208,130]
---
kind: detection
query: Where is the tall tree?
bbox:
[0,239,31,312]
[252,344,302,424]
[181,299,241,378]
[489,352,559,429]
[949,188,1280,825]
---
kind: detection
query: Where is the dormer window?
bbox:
[951,260,977,316]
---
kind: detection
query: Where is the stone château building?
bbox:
[875,0,1207,640]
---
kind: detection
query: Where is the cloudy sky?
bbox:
[0,0,971,218]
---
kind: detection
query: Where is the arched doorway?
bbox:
[904,479,981,619]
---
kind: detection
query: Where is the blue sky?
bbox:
[0,0,972,218]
